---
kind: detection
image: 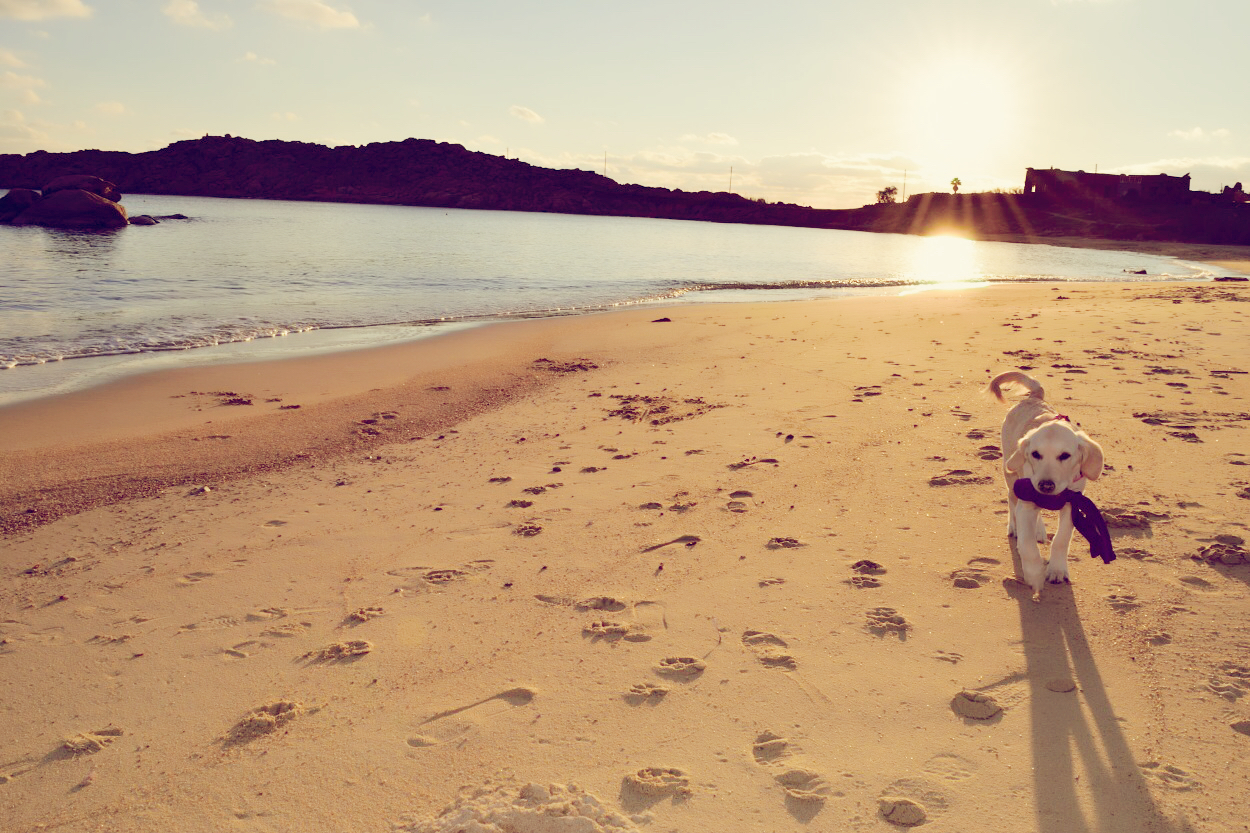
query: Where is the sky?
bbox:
[2,0,1247,209]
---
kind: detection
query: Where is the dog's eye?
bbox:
[1030,450,1042,460]
[1058,452,1071,461]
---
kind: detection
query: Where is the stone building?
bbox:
[1024,167,1192,203]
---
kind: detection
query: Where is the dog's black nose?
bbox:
[1038,479,1056,494]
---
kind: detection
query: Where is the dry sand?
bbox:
[2,281,1249,832]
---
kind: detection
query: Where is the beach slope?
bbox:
[1,282,1248,832]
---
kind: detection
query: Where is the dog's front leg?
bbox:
[1046,504,1075,584]
[1013,502,1046,593]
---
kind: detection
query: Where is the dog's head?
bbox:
[1005,420,1103,495]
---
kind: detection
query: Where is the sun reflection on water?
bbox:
[901,235,990,294]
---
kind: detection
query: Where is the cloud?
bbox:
[2,69,44,104]
[678,132,739,146]
[94,100,125,115]
[241,51,277,65]
[0,0,90,19]
[509,105,544,124]
[0,48,26,67]
[163,0,232,30]
[260,0,360,29]
[1,69,45,91]
[1169,126,1231,142]
[0,108,48,150]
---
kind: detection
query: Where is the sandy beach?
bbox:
[2,280,1248,832]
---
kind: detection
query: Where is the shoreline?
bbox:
[2,233,1246,411]
[2,280,1248,831]
[975,234,1250,274]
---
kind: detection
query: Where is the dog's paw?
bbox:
[1044,561,1071,584]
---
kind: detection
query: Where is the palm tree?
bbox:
[951,177,962,194]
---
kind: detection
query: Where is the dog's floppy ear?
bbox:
[1079,435,1104,481]
[1005,436,1029,475]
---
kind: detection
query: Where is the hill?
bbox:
[2,135,1247,245]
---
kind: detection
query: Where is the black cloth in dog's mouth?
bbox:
[1012,478,1116,564]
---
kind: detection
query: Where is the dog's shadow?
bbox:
[1007,538,1197,833]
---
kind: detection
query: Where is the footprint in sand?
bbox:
[880,797,927,827]
[654,657,706,681]
[1193,541,1248,565]
[406,687,536,748]
[866,607,911,637]
[1106,592,1142,613]
[61,726,124,756]
[929,470,992,487]
[387,564,485,590]
[751,730,794,765]
[749,731,832,803]
[623,683,669,705]
[950,690,1003,721]
[923,752,977,782]
[976,446,1002,461]
[1140,761,1200,791]
[301,640,372,663]
[87,633,133,645]
[758,577,787,588]
[847,560,885,588]
[345,606,385,624]
[176,571,215,586]
[950,566,991,589]
[226,701,310,746]
[222,640,261,660]
[262,621,311,638]
[1207,662,1249,701]
[878,778,950,827]
[574,596,628,612]
[1179,575,1218,591]
[179,615,240,633]
[622,766,692,798]
[422,569,470,584]
[775,769,832,803]
[246,607,290,622]
[583,620,652,643]
[742,630,798,670]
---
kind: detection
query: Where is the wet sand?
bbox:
[1,281,1248,832]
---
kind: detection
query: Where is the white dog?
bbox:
[987,371,1104,595]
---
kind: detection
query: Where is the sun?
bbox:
[899,56,1016,185]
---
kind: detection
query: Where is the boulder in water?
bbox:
[11,188,129,229]
[0,188,39,223]
[42,174,121,202]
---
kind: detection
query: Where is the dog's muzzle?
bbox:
[1038,479,1056,494]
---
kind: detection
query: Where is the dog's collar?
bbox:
[1050,414,1071,423]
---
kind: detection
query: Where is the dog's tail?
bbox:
[986,371,1044,404]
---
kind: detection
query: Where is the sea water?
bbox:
[0,192,1235,405]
